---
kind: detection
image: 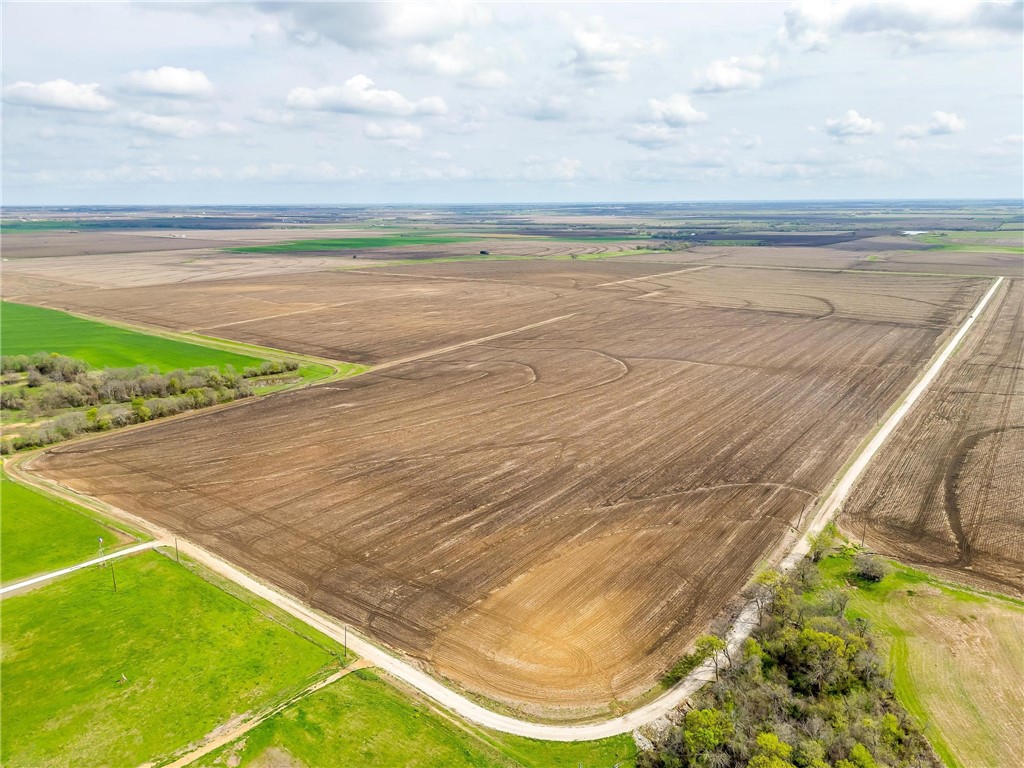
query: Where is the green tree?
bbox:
[748,733,797,768]
[695,635,728,679]
[682,708,733,761]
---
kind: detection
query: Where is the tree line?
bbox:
[1,352,299,453]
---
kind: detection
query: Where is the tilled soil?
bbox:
[29,264,987,717]
[844,279,1024,596]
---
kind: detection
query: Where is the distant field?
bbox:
[818,552,1024,768]
[228,234,474,253]
[1,301,264,371]
[196,669,636,768]
[0,471,121,583]
[915,231,1024,252]
[0,552,341,767]
[1,220,77,232]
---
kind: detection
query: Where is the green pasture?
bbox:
[0,471,122,583]
[196,668,636,768]
[1,301,265,372]
[814,550,1024,768]
[228,234,474,253]
[0,551,343,767]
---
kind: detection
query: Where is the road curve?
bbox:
[10,276,1003,741]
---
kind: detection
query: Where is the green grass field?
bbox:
[228,234,474,253]
[0,471,124,583]
[1,220,78,232]
[196,668,636,768]
[0,551,343,767]
[1,301,265,372]
[914,231,1024,253]
[816,551,1024,768]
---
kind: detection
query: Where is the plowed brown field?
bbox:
[28,263,989,717]
[617,244,1022,277]
[844,279,1024,595]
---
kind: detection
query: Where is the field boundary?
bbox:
[5,300,361,386]
[0,541,159,596]
[162,660,373,768]
[8,277,1005,741]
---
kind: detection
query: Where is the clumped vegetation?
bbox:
[640,554,939,768]
[0,352,298,452]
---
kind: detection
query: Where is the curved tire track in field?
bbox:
[943,426,1015,567]
[10,277,1005,742]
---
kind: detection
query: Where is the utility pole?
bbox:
[174,537,180,563]
[344,624,348,663]
[110,560,117,593]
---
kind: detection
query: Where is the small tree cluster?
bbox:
[640,563,934,768]
[242,359,300,377]
[1,353,257,453]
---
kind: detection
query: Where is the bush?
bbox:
[243,359,300,378]
[1,355,31,373]
[1,390,26,410]
[853,554,890,583]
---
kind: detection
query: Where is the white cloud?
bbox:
[364,121,423,144]
[694,56,775,93]
[467,69,513,89]
[122,66,213,98]
[622,124,680,150]
[237,162,367,182]
[125,112,205,139]
[782,0,1022,51]
[255,2,491,50]
[510,95,573,122]
[566,16,655,82]
[286,75,447,116]
[389,163,473,181]
[646,94,708,127]
[824,109,883,141]
[3,79,114,112]
[979,134,1024,157]
[720,129,764,149]
[623,95,708,150]
[407,36,511,89]
[900,111,966,138]
[520,156,582,181]
[249,108,302,127]
[215,121,241,135]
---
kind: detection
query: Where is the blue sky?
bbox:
[2,1,1021,204]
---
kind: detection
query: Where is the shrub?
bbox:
[853,554,889,583]
[1,355,31,373]
[1,390,26,410]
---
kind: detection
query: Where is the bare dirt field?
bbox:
[618,244,1022,277]
[29,264,987,717]
[4,260,983,365]
[3,258,709,365]
[853,249,1024,277]
[843,279,1024,596]
[1,252,353,290]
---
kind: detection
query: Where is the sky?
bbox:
[2,0,1022,205]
